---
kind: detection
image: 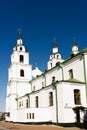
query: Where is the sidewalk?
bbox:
[0,121,82,130]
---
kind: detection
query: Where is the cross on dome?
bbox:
[53,38,57,48]
[18,28,22,39]
[17,28,23,45]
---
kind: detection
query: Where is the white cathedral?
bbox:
[6,32,87,126]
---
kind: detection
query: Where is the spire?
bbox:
[17,28,23,45]
[73,37,78,46]
[53,38,58,54]
[53,38,57,48]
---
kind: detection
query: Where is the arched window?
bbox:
[52,76,55,83]
[20,47,22,51]
[69,69,73,79]
[20,55,24,63]
[74,89,81,105]
[20,69,24,77]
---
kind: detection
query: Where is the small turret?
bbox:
[13,29,27,52]
[71,38,79,56]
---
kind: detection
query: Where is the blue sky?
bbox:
[0,0,87,112]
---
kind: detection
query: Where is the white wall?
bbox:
[6,94,17,122]
[13,108,51,123]
[57,82,86,123]
[31,76,45,91]
[63,55,84,82]
[17,82,31,97]
[46,67,62,86]
[16,85,57,123]
[11,50,29,64]
[9,64,32,81]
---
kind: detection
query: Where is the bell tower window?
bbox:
[20,69,24,77]
[20,55,24,63]
[20,47,22,51]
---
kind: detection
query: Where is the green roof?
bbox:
[79,47,87,54]
[64,78,84,84]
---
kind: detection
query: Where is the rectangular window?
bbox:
[35,96,39,108]
[74,89,81,105]
[49,92,53,106]
[32,113,34,119]
[29,113,31,119]
[27,113,28,119]
[26,99,28,108]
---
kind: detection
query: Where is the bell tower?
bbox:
[47,38,64,70]
[6,30,32,121]
[9,30,32,82]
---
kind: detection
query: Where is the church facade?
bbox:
[6,33,87,125]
